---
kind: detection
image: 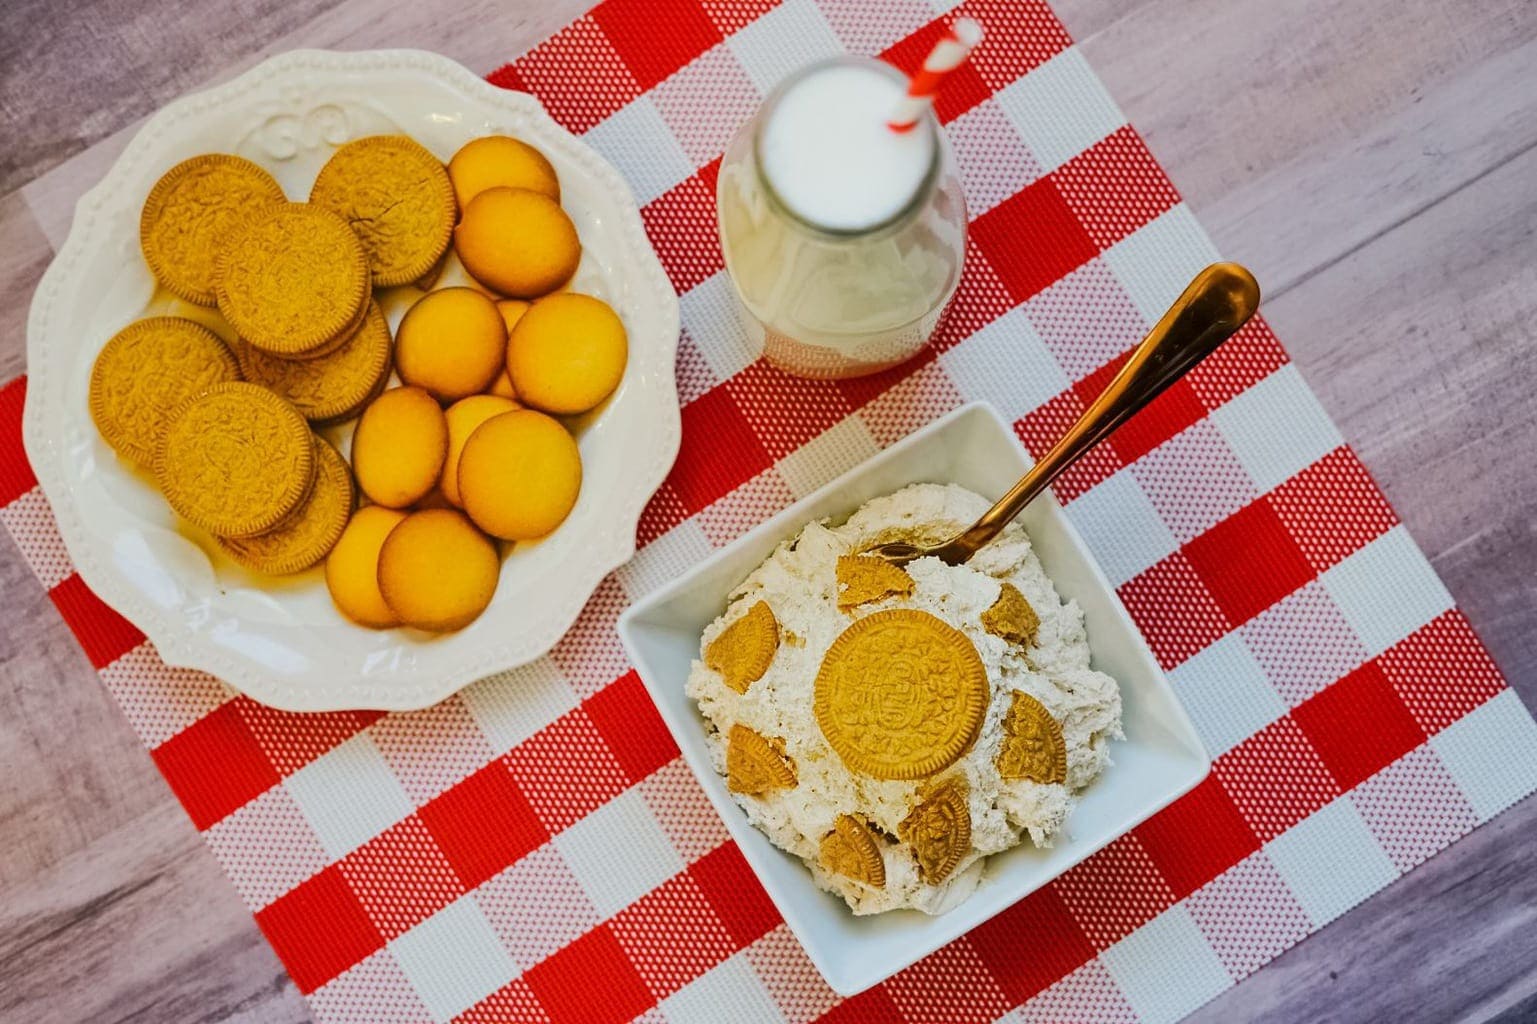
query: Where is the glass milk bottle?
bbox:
[716,57,968,379]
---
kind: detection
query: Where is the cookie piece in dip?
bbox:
[686,483,1122,915]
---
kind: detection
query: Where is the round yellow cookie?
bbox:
[325,505,408,628]
[395,288,507,402]
[448,136,560,207]
[351,386,449,508]
[234,300,392,424]
[140,154,284,306]
[454,187,580,299]
[507,293,628,415]
[813,609,989,781]
[214,203,369,357]
[154,382,315,538]
[89,317,241,469]
[440,395,520,507]
[310,135,458,287]
[376,509,500,632]
[219,436,355,574]
[457,409,581,541]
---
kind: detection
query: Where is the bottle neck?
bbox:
[751,56,942,240]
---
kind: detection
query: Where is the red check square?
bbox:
[152,700,279,830]
[968,883,1096,1003]
[1184,497,1315,628]
[1270,448,1397,574]
[1380,610,1505,735]
[585,670,679,784]
[48,574,144,669]
[885,939,1010,1024]
[421,760,549,889]
[1054,834,1176,948]
[255,866,382,994]
[611,873,736,997]
[338,815,463,940]
[1134,774,1259,899]
[0,377,36,505]
[1294,660,1427,791]
[667,385,773,514]
[1215,716,1340,841]
[689,841,780,947]
[1116,552,1230,670]
[931,238,1015,356]
[816,987,904,1024]
[971,178,1099,305]
[594,0,724,91]
[524,924,655,1024]
[512,16,641,134]
[640,171,723,295]
[505,709,630,834]
[957,0,1072,90]
[882,22,991,123]
[1014,390,1124,501]
[1053,127,1181,249]
[725,360,854,460]
[237,700,382,776]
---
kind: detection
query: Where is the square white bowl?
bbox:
[617,402,1209,996]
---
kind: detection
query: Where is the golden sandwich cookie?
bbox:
[89,317,241,469]
[214,203,369,358]
[154,382,315,538]
[310,135,458,287]
[218,436,355,575]
[140,154,284,305]
[234,300,393,424]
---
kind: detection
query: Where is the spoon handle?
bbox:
[940,262,1261,564]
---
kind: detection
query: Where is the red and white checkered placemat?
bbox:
[7,1,1536,1021]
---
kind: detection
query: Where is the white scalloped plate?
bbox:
[23,49,681,712]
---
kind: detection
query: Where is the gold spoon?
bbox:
[865,262,1261,567]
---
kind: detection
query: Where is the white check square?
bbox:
[1101,905,1232,1024]
[1103,206,1222,325]
[1265,797,1397,927]
[554,789,684,918]
[775,416,881,499]
[1322,526,1453,657]
[583,94,696,207]
[284,732,412,859]
[390,896,517,1022]
[1432,690,1537,823]
[939,306,1070,423]
[1212,365,1344,493]
[461,657,579,755]
[1063,471,1178,587]
[1168,631,1286,758]
[662,953,785,1023]
[727,0,844,95]
[997,47,1126,172]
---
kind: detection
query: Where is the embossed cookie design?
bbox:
[726,723,797,795]
[140,154,284,305]
[234,300,392,424]
[982,582,1039,647]
[154,382,315,538]
[310,135,457,287]
[89,317,241,469]
[820,814,886,889]
[899,777,971,885]
[705,601,779,694]
[996,690,1067,784]
[814,609,988,780]
[218,436,355,575]
[835,554,914,611]
[214,202,369,358]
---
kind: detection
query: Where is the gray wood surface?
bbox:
[1,0,1533,1021]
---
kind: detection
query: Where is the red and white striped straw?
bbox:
[886,18,984,133]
